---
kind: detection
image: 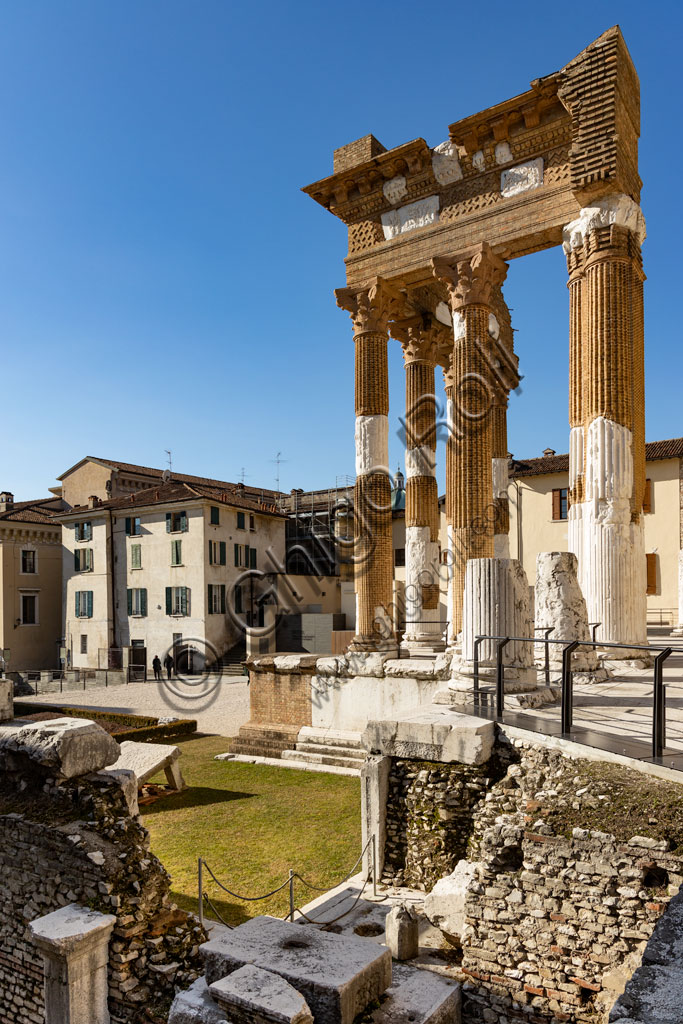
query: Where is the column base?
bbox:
[401,631,445,657]
[348,635,398,656]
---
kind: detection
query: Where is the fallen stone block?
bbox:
[370,963,461,1024]
[0,678,12,721]
[362,707,494,766]
[385,903,419,961]
[0,717,120,779]
[107,739,186,790]
[210,964,313,1024]
[169,977,229,1024]
[97,767,140,817]
[423,860,480,945]
[201,915,391,1024]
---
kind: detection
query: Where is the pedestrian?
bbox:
[164,652,174,680]
[152,654,162,681]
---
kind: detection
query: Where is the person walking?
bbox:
[152,654,162,681]
[164,652,174,680]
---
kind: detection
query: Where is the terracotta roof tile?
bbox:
[0,498,63,525]
[74,457,282,500]
[510,437,683,478]
[60,482,285,518]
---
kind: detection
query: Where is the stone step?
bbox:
[281,749,363,772]
[297,726,364,749]
[294,742,365,761]
[227,754,360,777]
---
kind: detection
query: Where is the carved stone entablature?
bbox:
[335,277,406,336]
[501,158,544,198]
[381,196,439,240]
[448,74,564,155]
[432,244,508,312]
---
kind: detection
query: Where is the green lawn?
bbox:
[141,734,361,926]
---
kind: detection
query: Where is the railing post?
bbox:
[496,639,510,718]
[288,869,295,922]
[198,857,204,930]
[473,637,481,699]
[561,641,579,734]
[371,835,377,898]
[653,648,672,759]
[590,622,601,643]
[538,627,554,684]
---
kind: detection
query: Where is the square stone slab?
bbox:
[107,739,186,790]
[201,916,392,1024]
[210,964,313,1024]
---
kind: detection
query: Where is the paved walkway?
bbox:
[15,674,251,739]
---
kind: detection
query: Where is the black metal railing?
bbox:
[472,633,673,760]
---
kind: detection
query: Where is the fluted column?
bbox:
[563,195,647,650]
[487,287,519,558]
[336,280,400,652]
[393,321,445,654]
[433,244,508,639]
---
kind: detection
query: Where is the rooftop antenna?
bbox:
[239,467,249,485]
[164,450,173,472]
[270,451,287,495]
[162,449,173,484]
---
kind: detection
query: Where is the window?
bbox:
[127,588,148,617]
[210,506,220,525]
[75,522,92,541]
[235,585,243,615]
[208,584,226,614]
[131,543,142,569]
[646,553,658,595]
[21,550,36,574]
[74,548,93,572]
[249,514,255,532]
[552,488,568,521]
[125,516,141,536]
[166,586,190,616]
[233,544,255,568]
[208,540,226,565]
[166,511,188,533]
[237,511,245,530]
[643,478,652,514]
[80,635,88,655]
[394,548,406,567]
[75,591,93,618]
[21,594,37,624]
[171,539,183,566]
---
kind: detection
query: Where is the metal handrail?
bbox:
[473,633,674,760]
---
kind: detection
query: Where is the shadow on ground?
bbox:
[141,786,255,815]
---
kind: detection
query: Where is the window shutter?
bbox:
[74,550,79,571]
[88,548,93,570]
[220,541,226,565]
[87,592,93,618]
[85,522,92,541]
[646,553,657,595]
[245,545,250,567]
[180,511,188,532]
[125,517,131,536]
[182,588,190,616]
[250,547,257,569]
[643,479,652,514]
[127,589,133,615]
[234,543,239,567]
[166,513,171,533]
[208,540,213,565]
[208,584,213,614]
[552,489,562,521]
[75,592,80,617]
[220,585,226,614]
[141,589,147,617]
[166,587,172,615]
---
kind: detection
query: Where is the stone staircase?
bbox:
[280,727,366,773]
[214,639,247,677]
[230,722,301,759]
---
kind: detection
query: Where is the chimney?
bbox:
[0,491,14,512]
[542,448,556,457]
[88,495,101,509]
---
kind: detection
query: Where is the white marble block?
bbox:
[461,558,535,682]
[534,552,601,672]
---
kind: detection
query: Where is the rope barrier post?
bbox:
[653,648,672,759]
[496,639,510,718]
[198,858,204,931]
[288,869,295,922]
[561,642,579,734]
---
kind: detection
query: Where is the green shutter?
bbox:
[220,585,226,614]
[180,511,187,532]
[219,541,226,565]
[141,589,147,617]
[234,543,239,567]
[125,517,131,535]
[88,548,93,571]
[250,548,256,569]
[74,550,79,571]
[166,513,171,533]
[181,587,189,616]
[87,592,93,618]
[75,592,80,617]
[166,587,172,614]
[208,540,213,565]
[127,589,132,615]
[85,522,92,541]
[208,584,213,614]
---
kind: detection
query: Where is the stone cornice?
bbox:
[448,75,564,155]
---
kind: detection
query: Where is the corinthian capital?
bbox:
[432,243,508,312]
[335,277,404,336]
[391,318,448,366]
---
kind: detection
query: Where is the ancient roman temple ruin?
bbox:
[304,25,648,659]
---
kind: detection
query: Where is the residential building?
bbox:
[508,438,683,625]
[0,492,63,671]
[58,481,286,672]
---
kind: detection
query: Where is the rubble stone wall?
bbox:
[0,769,204,1024]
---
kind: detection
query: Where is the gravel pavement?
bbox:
[14,674,250,739]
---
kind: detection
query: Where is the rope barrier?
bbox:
[201,859,292,901]
[293,836,372,892]
[291,875,371,927]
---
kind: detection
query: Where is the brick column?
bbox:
[336,280,400,652]
[433,244,508,638]
[488,286,519,559]
[393,321,444,655]
[563,195,647,649]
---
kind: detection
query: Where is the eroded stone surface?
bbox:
[210,964,313,1024]
[201,916,391,1024]
[0,679,12,722]
[0,717,120,779]
[362,707,494,765]
[385,902,418,961]
[534,551,602,673]
[423,859,479,945]
[169,977,230,1024]
[107,739,186,789]
[371,963,461,1024]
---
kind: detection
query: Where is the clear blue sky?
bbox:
[1,1,681,500]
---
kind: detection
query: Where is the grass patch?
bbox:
[542,759,683,851]
[141,734,361,926]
